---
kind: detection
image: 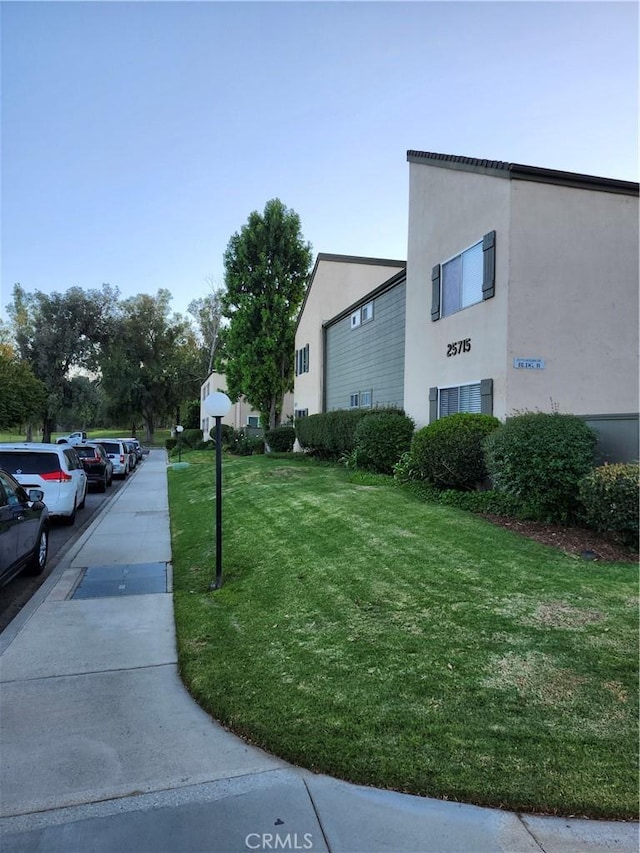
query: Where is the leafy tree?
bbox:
[57,374,104,431]
[188,277,224,379]
[0,350,46,431]
[221,199,312,430]
[100,290,205,442]
[7,283,116,441]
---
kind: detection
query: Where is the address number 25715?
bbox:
[446,338,471,357]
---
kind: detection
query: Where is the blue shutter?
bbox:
[482,231,496,300]
[431,266,441,321]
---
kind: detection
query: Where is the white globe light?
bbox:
[204,391,232,418]
[176,425,184,433]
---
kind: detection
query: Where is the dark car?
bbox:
[75,443,114,492]
[0,468,49,586]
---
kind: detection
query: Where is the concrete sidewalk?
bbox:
[0,450,636,852]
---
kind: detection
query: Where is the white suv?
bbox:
[0,443,88,525]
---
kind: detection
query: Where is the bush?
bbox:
[165,438,177,452]
[579,463,639,547]
[227,430,265,456]
[409,413,500,490]
[208,423,235,447]
[296,408,405,457]
[485,412,597,523]
[181,428,203,448]
[436,488,523,516]
[353,412,415,474]
[266,425,296,453]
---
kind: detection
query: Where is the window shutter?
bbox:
[295,349,299,376]
[431,266,441,321]
[480,378,493,414]
[482,231,496,301]
[429,387,438,423]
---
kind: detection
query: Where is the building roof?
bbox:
[323,267,406,329]
[296,253,406,331]
[406,150,639,196]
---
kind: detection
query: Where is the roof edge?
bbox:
[407,150,639,196]
[323,268,407,329]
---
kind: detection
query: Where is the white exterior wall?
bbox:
[405,159,639,429]
[295,256,405,415]
[404,163,511,426]
[506,181,639,416]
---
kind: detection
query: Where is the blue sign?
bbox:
[513,358,545,370]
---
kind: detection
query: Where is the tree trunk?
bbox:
[25,423,33,442]
[42,415,55,443]
[143,409,155,444]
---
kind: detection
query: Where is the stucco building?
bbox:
[199,372,293,439]
[293,151,639,462]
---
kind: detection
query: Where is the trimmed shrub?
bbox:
[485,412,597,523]
[579,463,639,547]
[296,408,405,457]
[227,430,265,456]
[266,425,296,453]
[436,488,523,516]
[165,438,177,452]
[409,413,500,490]
[208,423,235,447]
[181,428,203,448]
[353,412,415,474]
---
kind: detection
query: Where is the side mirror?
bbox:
[28,489,44,503]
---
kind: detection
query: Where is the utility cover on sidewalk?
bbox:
[71,563,167,599]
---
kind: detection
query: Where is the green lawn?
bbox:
[168,453,638,819]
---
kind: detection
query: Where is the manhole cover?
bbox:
[71,563,167,599]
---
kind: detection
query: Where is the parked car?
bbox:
[74,442,113,492]
[0,443,87,526]
[119,440,138,470]
[56,430,87,446]
[0,468,49,585]
[118,437,143,462]
[94,440,130,479]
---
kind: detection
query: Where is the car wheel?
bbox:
[64,500,77,526]
[27,527,48,576]
[98,473,107,493]
[108,471,113,487]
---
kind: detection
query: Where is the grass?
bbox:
[0,427,172,446]
[168,452,638,819]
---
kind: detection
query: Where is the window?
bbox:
[431,231,496,321]
[350,309,361,329]
[361,302,374,323]
[429,379,493,422]
[350,393,359,408]
[442,241,483,317]
[294,408,308,419]
[439,383,482,417]
[296,344,309,375]
[359,390,372,408]
[247,416,260,428]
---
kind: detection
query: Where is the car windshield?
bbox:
[0,451,61,474]
[76,446,100,459]
[99,442,120,454]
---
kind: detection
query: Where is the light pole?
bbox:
[176,424,184,462]
[203,391,232,590]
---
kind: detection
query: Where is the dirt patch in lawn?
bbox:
[481,514,638,564]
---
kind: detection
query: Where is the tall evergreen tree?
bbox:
[220,199,312,430]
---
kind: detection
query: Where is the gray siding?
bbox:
[325,282,406,411]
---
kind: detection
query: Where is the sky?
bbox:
[1,1,638,321]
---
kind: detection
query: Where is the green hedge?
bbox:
[485,412,597,523]
[353,412,415,474]
[266,425,296,453]
[181,428,204,448]
[579,463,639,547]
[408,413,500,490]
[296,408,405,457]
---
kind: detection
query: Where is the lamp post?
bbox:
[175,424,184,462]
[203,391,232,590]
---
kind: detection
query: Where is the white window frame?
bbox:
[438,380,482,418]
[361,301,374,324]
[441,239,484,318]
[349,393,359,408]
[359,389,372,408]
[350,309,361,329]
[247,416,260,428]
